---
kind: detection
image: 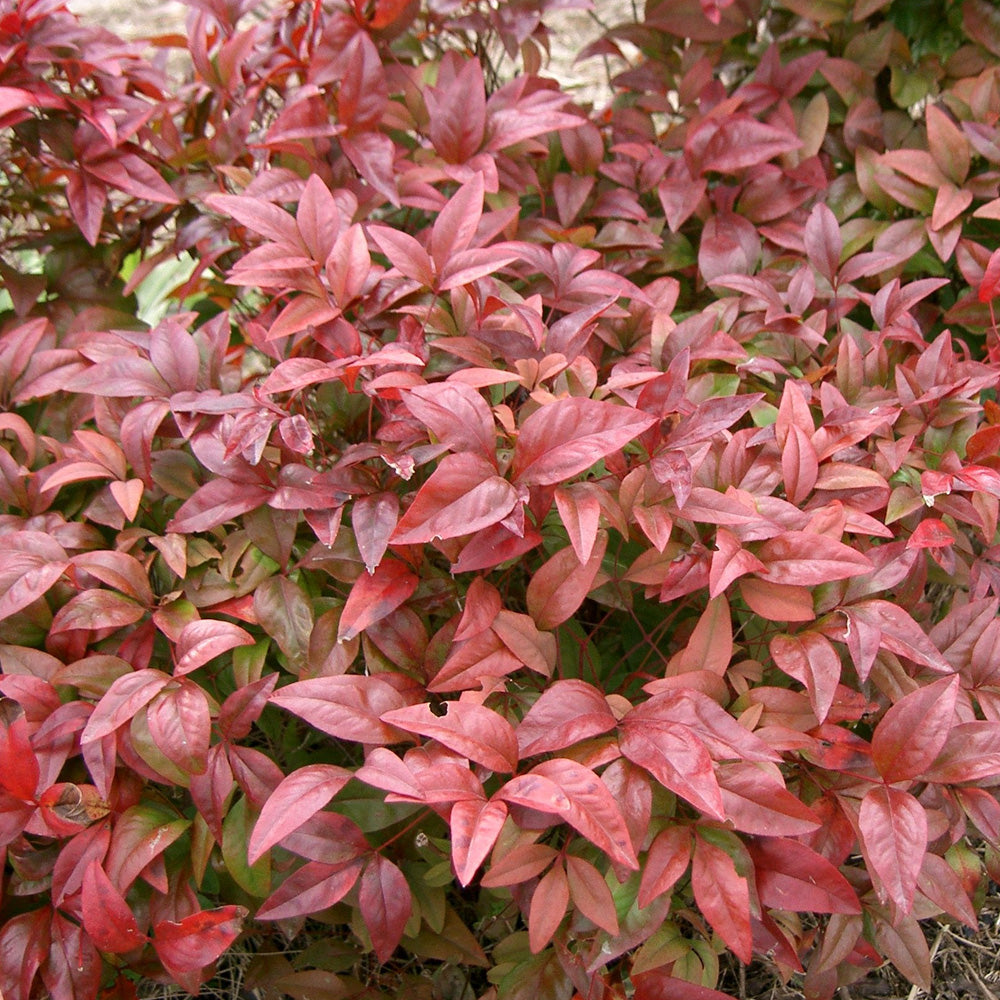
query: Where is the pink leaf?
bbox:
[859,785,927,913]
[871,676,958,782]
[338,558,419,642]
[249,764,354,863]
[269,674,413,745]
[512,397,656,486]
[359,855,411,962]
[391,453,518,546]
[691,833,752,964]
[81,669,172,743]
[174,619,255,676]
[381,701,518,772]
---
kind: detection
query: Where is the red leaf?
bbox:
[920,721,1000,783]
[104,804,190,892]
[405,382,497,462]
[430,174,484,268]
[749,838,860,914]
[257,858,364,920]
[693,115,802,174]
[359,855,411,962]
[249,763,353,863]
[770,630,842,724]
[906,517,956,550]
[369,225,434,286]
[82,861,146,954]
[336,34,386,133]
[553,483,604,564]
[81,669,172,743]
[353,492,400,574]
[453,577,502,643]
[380,701,518,772]
[42,911,101,1000]
[716,762,820,836]
[146,681,211,775]
[499,759,638,870]
[438,246,521,292]
[0,713,39,801]
[512,397,656,486]
[153,905,247,981]
[978,247,1000,303]
[219,674,278,743]
[450,798,508,886]
[269,674,413,745]
[0,558,68,624]
[0,907,50,1000]
[167,478,272,534]
[481,843,559,888]
[390,453,518,546]
[633,972,735,1000]
[842,600,951,675]
[638,825,692,909]
[49,589,146,635]
[338,558,419,642]
[526,532,608,630]
[565,854,619,935]
[859,786,927,913]
[871,676,958,782]
[528,862,569,953]
[874,911,932,992]
[803,203,843,283]
[691,833,753,964]
[620,720,723,820]
[756,532,872,586]
[515,679,617,758]
[425,58,486,163]
[175,619,255,676]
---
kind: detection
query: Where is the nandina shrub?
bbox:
[3,0,1000,998]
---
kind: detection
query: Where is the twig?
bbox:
[944,926,1000,958]
[951,941,999,1000]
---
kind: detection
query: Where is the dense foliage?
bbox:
[3,0,1000,997]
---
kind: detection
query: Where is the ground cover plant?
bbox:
[3,0,1000,997]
